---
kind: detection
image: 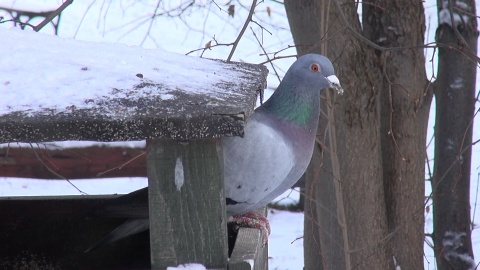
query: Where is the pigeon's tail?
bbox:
[94,187,149,219]
[85,219,149,253]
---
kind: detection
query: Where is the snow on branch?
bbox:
[442,231,476,270]
[438,0,474,27]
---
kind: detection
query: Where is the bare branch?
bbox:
[0,18,36,29]
[250,27,280,83]
[33,0,73,32]
[29,143,87,195]
[97,151,146,177]
[258,54,296,65]
[227,0,257,62]
[185,35,234,56]
[445,0,471,50]
[140,0,162,46]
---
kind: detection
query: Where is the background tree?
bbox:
[284,0,478,269]
[432,0,477,269]
[285,0,438,269]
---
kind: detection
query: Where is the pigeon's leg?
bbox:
[228,211,271,245]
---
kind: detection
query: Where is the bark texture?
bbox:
[363,1,430,269]
[284,1,432,269]
[432,0,477,269]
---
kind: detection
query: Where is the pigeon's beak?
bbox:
[326,75,344,95]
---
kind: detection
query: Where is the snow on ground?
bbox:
[166,263,207,270]
[269,189,304,269]
[0,0,479,269]
[0,177,148,196]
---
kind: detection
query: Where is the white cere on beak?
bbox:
[326,75,344,95]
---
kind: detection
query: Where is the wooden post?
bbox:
[147,139,227,269]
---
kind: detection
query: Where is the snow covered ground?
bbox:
[0,0,479,269]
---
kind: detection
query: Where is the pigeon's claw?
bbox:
[326,75,344,95]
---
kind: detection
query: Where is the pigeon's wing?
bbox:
[223,113,295,215]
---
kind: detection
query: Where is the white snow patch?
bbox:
[0,141,146,149]
[456,1,471,9]
[0,27,250,117]
[393,256,401,270]
[377,37,387,43]
[446,138,455,150]
[447,91,454,99]
[160,94,175,100]
[166,263,206,270]
[0,177,147,196]
[245,259,254,267]
[267,210,304,269]
[439,0,471,27]
[442,231,476,269]
[175,156,185,191]
[450,77,465,89]
[271,187,300,206]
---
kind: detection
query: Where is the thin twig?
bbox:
[0,143,11,166]
[290,236,304,244]
[331,0,392,51]
[226,0,257,62]
[258,55,296,65]
[186,38,234,56]
[382,54,406,161]
[251,20,272,35]
[29,143,87,195]
[446,0,471,49]
[97,151,146,177]
[140,0,162,46]
[250,27,280,82]
[425,137,480,207]
[0,18,36,29]
[33,0,73,32]
[472,173,480,230]
[333,0,480,63]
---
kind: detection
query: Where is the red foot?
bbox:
[229,212,271,244]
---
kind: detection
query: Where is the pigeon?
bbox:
[86,53,343,252]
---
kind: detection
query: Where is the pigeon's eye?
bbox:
[310,63,320,72]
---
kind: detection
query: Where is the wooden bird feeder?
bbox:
[0,27,268,270]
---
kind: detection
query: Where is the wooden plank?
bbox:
[0,145,146,179]
[147,139,227,269]
[228,228,268,270]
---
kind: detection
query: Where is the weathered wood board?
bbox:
[147,139,228,268]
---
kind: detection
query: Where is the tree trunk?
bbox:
[432,1,477,269]
[363,1,431,269]
[284,1,431,269]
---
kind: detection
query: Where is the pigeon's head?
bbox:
[288,54,343,95]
